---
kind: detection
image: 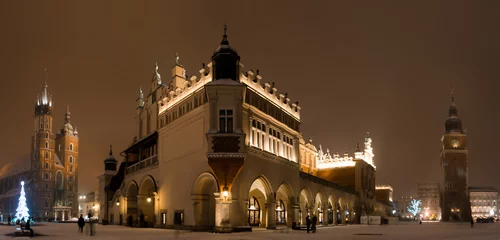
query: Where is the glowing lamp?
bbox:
[222,186,229,200]
[116,201,120,206]
[147,197,152,203]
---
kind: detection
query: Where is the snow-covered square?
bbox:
[0,222,499,240]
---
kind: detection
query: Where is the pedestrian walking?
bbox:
[306,215,311,233]
[312,215,318,233]
[78,214,85,233]
[25,218,34,237]
[470,219,474,228]
[140,213,145,228]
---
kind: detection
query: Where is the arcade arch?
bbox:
[191,172,219,230]
[138,176,157,227]
[247,176,273,227]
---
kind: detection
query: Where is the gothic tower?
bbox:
[440,92,471,222]
[31,72,55,219]
[55,105,79,217]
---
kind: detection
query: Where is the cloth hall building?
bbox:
[99,28,391,232]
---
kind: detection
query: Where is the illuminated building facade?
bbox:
[469,187,498,219]
[374,185,395,217]
[99,27,385,231]
[0,75,79,221]
[417,183,441,221]
[396,196,414,219]
[440,93,471,222]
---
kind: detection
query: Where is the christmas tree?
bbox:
[15,181,30,220]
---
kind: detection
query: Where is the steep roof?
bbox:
[0,154,31,179]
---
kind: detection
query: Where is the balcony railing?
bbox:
[126,155,159,175]
[206,133,245,153]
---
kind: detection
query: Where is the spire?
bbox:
[175,52,180,66]
[448,90,458,116]
[41,69,49,105]
[154,62,162,84]
[221,24,229,45]
[109,145,113,156]
[356,142,361,152]
[65,105,71,123]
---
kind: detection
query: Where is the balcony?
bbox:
[206,133,246,154]
[126,155,159,175]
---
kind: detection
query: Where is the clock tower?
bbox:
[440,93,471,222]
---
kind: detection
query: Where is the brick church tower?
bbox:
[440,92,471,222]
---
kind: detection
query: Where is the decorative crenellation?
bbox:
[315,132,375,169]
[240,69,301,121]
[157,62,213,115]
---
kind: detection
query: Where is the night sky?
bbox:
[1,1,499,197]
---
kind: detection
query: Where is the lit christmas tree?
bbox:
[15,181,30,220]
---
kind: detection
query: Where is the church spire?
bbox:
[65,105,71,124]
[35,69,53,116]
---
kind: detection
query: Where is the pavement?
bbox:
[0,221,498,239]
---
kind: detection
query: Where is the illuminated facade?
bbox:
[0,75,79,221]
[440,93,471,222]
[417,183,441,221]
[469,187,498,219]
[99,27,385,231]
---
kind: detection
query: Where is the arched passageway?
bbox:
[191,172,219,230]
[337,198,344,224]
[299,188,312,225]
[315,192,325,224]
[138,177,156,227]
[247,177,273,227]
[275,182,293,226]
[327,194,336,224]
[126,182,139,227]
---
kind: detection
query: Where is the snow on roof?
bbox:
[0,154,31,179]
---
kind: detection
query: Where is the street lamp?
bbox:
[147,197,152,203]
[222,186,229,200]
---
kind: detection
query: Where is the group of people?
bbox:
[77,212,95,236]
[126,213,149,228]
[305,215,318,233]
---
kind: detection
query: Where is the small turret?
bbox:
[211,25,241,81]
[137,87,144,109]
[104,145,118,171]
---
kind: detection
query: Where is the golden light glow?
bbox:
[147,197,152,203]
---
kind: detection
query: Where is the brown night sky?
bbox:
[0,0,499,197]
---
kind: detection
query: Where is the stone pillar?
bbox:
[291,204,300,227]
[266,201,276,229]
[214,193,232,233]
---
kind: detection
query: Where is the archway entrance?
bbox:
[275,183,292,226]
[248,177,272,227]
[299,189,312,225]
[328,194,336,224]
[337,198,343,224]
[138,177,156,227]
[126,183,138,227]
[191,173,218,230]
[315,193,325,224]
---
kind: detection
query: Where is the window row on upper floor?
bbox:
[245,89,300,132]
[250,118,295,161]
[159,91,207,129]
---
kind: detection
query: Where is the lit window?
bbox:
[58,144,61,151]
[251,119,266,149]
[219,110,233,133]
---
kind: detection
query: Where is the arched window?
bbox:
[45,172,49,180]
[69,143,73,151]
[69,156,73,163]
[56,171,63,190]
[45,141,49,149]
[248,197,260,226]
[327,202,333,224]
[45,162,49,169]
[317,202,324,224]
[45,152,49,159]
[275,199,286,225]
[69,166,73,173]
[58,144,61,151]
[45,132,49,138]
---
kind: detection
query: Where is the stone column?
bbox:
[214,193,232,233]
[266,201,276,229]
[291,204,300,227]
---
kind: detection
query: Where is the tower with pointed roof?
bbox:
[28,70,80,221]
[440,92,471,222]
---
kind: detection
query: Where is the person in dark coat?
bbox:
[7,216,11,225]
[78,214,85,233]
[471,219,474,228]
[312,215,318,233]
[25,218,34,237]
[140,213,145,228]
[306,215,311,233]
[128,215,133,227]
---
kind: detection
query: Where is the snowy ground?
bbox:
[0,221,499,239]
